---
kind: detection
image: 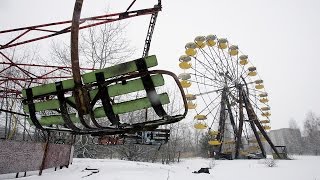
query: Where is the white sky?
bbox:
[1,0,320,130]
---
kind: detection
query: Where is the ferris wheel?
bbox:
[177,34,280,159]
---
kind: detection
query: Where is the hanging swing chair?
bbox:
[22,0,187,137]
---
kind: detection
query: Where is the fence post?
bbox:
[39,132,50,175]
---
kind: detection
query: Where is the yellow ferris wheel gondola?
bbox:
[255,79,264,89]
[195,36,206,48]
[239,55,248,65]
[194,123,207,129]
[187,101,197,109]
[206,34,217,46]
[229,45,239,56]
[260,120,270,124]
[248,66,257,76]
[259,92,268,98]
[261,106,270,111]
[262,111,271,117]
[218,38,228,49]
[179,62,192,69]
[185,42,197,56]
[185,94,196,101]
[180,80,191,88]
[208,140,222,146]
[194,114,207,120]
[209,130,219,136]
[259,98,269,103]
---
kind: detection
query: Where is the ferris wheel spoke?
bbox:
[190,67,225,89]
[193,66,223,114]
[198,45,224,72]
[217,47,235,79]
[206,46,230,74]
[220,48,237,79]
[247,93,270,116]
[193,55,224,83]
[208,105,221,129]
[197,47,226,77]
[195,48,219,72]
[209,47,230,74]
[188,79,222,89]
[197,97,221,116]
[191,73,226,85]
[195,78,223,108]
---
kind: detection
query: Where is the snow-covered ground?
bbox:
[1,156,320,180]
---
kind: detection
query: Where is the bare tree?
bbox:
[51,21,135,69]
[289,118,299,130]
[303,111,320,155]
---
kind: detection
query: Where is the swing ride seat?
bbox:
[22,55,187,135]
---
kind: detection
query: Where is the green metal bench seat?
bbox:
[22,55,158,98]
[23,74,165,113]
[28,93,169,126]
[22,55,187,135]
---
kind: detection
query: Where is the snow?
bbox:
[2,156,320,180]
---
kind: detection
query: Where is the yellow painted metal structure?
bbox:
[194,114,207,120]
[194,123,207,129]
[180,80,191,88]
[179,62,192,69]
[208,140,222,145]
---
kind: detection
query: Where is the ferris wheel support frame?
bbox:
[216,89,227,154]
[226,94,238,137]
[211,83,281,159]
[242,91,281,158]
[235,87,244,158]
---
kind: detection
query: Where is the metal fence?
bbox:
[0,140,74,175]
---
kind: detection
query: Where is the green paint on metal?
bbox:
[29,93,169,126]
[82,55,158,84]
[27,113,78,126]
[21,79,75,98]
[89,74,164,99]
[94,93,170,118]
[23,99,60,113]
[21,55,157,98]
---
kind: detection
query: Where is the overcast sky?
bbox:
[1,0,320,130]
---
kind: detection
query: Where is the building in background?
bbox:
[267,128,303,155]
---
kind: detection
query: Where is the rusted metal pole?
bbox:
[235,87,244,159]
[71,0,91,119]
[216,89,227,155]
[242,92,281,159]
[71,0,83,88]
[39,132,50,175]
